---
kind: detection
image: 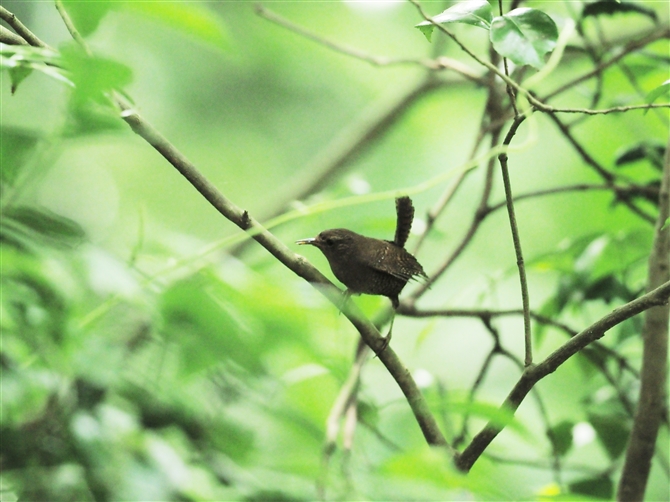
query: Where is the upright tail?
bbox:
[394,196,415,248]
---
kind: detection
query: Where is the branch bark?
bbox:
[118,100,450,449]
[456,279,670,472]
[617,132,670,501]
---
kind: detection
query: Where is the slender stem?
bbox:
[457,279,670,471]
[255,4,482,81]
[544,111,656,223]
[498,116,533,366]
[46,2,452,450]
[54,0,92,56]
[0,6,49,48]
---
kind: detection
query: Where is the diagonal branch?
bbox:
[39,1,453,452]
[118,100,450,449]
[0,5,49,48]
[456,278,670,471]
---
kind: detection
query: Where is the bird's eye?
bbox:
[325,238,334,246]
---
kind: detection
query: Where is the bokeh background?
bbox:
[2,0,668,500]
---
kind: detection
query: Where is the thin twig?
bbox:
[54,0,92,56]
[543,103,670,115]
[498,116,533,366]
[45,1,452,451]
[410,127,502,301]
[544,111,656,223]
[456,278,670,471]
[543,26,670,102]
[0,6,49,48]
[486,183,659,213]
[411,103,491,255]
[410,1,670,119]
[254,4,483,82]
[496,0,519,117]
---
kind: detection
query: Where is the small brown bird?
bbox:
[297,196,427,347]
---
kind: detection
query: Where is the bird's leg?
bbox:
[378,310,394,352]
[338,289,353,314]
[376,297,399,354]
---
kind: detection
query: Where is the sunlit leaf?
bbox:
[645,79,670,105]
[160,272,264,376]
[416,0,492,42]
[61,0,115,37]
[124,2,229,50]
[490,8,558,68]
[58,45,132,135]
[0,43,71,91]
[60,45,132,105]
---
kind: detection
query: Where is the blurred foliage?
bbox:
[1,0,669,500]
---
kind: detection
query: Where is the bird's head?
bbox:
[296,228,359,259]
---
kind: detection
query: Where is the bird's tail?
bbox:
[394,196,415,248]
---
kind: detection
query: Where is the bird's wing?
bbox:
[364,242,427,282]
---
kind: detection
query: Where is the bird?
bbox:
[296,196,427,350]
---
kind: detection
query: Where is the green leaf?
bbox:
[2,206,86,247]
[548,420,574,456]
[582,1,658,23]
[490,8,558,69]
[0,127,41,187]
[0,43,71,91]
[60,0,114,37]
[588,412,629,460]
[59,45,132,135]
[583,275,635,303]
[1,247,70,341]
[124,2,229,50]
[160,272,263,376]
[60,45,133,105]
[415,0,492,42]
[382,449,470,489]
[8,65,32,95]
[569,475,614,500]
[645,79,670,105]
[615,139,665,169]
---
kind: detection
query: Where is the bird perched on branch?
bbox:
[296,196,427,350]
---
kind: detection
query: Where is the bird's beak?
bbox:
[296,237,316,245]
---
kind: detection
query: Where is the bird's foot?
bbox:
[338,290,353,315]
[374,314,394,356]
[376,332,391,355]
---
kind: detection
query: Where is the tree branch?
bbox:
[456,279,670,471]
[0,25,28,45]
[617,130,670,501]
[498,116,533,366]
[118,98,451,449]
[0,6,48,48]
[255,4,482,82]
[42,0,452,451]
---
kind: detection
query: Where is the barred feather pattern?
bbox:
[394,196,415,248]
